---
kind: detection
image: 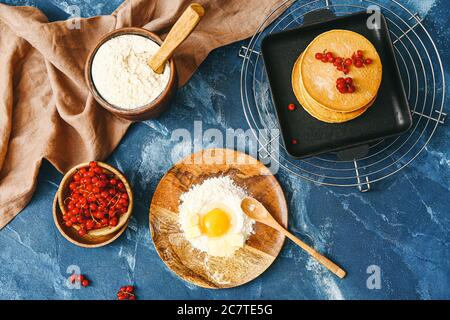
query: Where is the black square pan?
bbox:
[261,11,412,159]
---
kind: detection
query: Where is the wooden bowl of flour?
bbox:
[85,28,178,121]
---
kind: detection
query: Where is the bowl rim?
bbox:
[57,161,133,237]
[84,27,177,117]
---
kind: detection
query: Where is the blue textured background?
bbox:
[0,0,448,300]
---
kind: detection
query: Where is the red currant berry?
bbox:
[315,53,323,60]
[337,83,346,91]
[69,274,77,284]
[94,167,102,174]
[109,218,118,227]
[86,220,94,230]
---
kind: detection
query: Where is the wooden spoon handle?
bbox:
[283,229,346,279]
[148,3,205,74]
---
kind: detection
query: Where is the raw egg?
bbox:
[178,176,255,257]
[201,208,231,238]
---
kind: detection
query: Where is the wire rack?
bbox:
[240,0,446,191]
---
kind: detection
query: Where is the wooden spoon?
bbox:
[148,3,205,74]
[241,197,346,279]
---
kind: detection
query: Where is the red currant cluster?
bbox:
[63,161,129,237]
[117,286,136,300]
[315,49,373,94]
[69,274,90,287]
[315,50,372,74]
[336,77,355,94]
[315,51,352,74]
[352,50,373,68]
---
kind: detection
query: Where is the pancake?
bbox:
[301,29,382,113]
[292,53,374,123]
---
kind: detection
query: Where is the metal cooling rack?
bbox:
[239,0,446,191]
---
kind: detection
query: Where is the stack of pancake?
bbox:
[292,30,383,123]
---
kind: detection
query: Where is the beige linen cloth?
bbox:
[0,0,286,229]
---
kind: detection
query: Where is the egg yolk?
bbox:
[201,208,231,237]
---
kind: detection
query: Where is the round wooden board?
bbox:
[149,148,288,289]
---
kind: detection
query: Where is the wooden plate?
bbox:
[149,148,288,289]
[53,193,128,248]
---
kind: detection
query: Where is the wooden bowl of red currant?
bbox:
[54,161,133,248]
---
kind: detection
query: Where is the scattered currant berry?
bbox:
[117,285,136,300]
[365,58,372,65]
[288,103,296,111]
[69,274,90,288]
[291,138,298,145]
[69,274,77,284]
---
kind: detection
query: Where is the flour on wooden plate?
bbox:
[178,176,255,257]
[91,34,170,109]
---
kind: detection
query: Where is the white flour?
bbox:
[179,176,255,256]
[91,34,170,109]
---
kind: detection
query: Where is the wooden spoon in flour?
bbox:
[241,197,347,279]
[148,3,205,74]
